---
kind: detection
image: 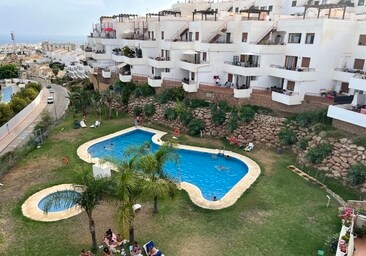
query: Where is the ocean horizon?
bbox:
[0,34,87,45]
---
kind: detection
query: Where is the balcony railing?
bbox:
[224,61,259,67]
[334,67,365,74]
[149,56,171,61]
[270,64,315,72]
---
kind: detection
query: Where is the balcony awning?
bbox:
[183,50,199,55]
[117,63,127,68]
[240,52,260,56]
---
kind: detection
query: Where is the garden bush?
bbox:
[120,82,136,106]
[179,110,193,126]
[211,101,230,126]
[353,137,366,148]
[294,109,332,127]
[164,108,177,120]
[347,163,366,186]
[227,112,239,133]
[305,143,332,164]
[238,106,255,123]
[279,128,297,146]
[134,83,155,97]
[184,99,210,108]
[133,106,143,117]
[297,138,309,150]
[158,87,185,103]
[143,104,155,117]
[187,118,205,136]
[325,233,339,254]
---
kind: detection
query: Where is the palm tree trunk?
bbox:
[129,224,134,245]
[87,212,98,253]
[108,103,112,119]
[153,194,158,213]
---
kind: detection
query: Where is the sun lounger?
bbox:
[80,120,87,128]
[244,142,254,152]
[143,241,164,256]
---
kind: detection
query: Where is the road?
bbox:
[0,83,69,155]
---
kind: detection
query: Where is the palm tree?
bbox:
[101,89,115,119]
[67,88,93,117]
[42,170,114,252]
[114,158,144,245]
[138,142,179,213]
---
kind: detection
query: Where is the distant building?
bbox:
[41,41,76,52]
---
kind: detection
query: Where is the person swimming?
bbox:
[215,165,230,171]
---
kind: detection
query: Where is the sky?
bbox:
[0,0,177,37]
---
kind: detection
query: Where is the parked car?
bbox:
[49,88,54,93]
[46,84,51,89]
[47,96,54,104]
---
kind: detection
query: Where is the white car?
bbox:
[47,96,54,104]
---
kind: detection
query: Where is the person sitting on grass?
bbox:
[131,241,142,256]
[80,249,93,256]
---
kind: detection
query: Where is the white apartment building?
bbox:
[81,0,366,132]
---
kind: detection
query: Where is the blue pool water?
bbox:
[38,190,80,212]
[88,130,249,200]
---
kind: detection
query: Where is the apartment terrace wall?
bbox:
[333,119,366,136]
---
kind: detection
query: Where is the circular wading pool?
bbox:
[22,184,84,222]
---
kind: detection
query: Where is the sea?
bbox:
[0,34,86,45]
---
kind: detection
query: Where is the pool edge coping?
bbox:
[22,184,84,222]
[77,126,261,210]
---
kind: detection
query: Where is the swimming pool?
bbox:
[38,190,81,212]
[88,129,249,201]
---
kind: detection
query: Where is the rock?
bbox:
[357,146,365,151]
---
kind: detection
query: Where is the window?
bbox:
[358,0,365,6]
[359,35,366,45]
[292,1,297,6]
[305,33,315,44]
[235,7,239,13]
[354,58,365,70]
[285,56,298,70]
[242,32,248,42]
[287,81,295,91]
[260,6,266,10]
[301,57,311,68]
[161,49,164,58]
[202,52,207,61]
[161,31,164,40]
[314,1,320,5]
[288,33,301,43]
[151,31,155,40]
[268,5,273,11]
[165,68,170,73]
[195,32,199,41]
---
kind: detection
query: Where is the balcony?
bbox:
[92,52,112,60]
[223,62,262,76]
[123,56,147,66]
[119,71,132,82]
[349,74,366,91]
[82,50,93,58]
[148,76,163,88]
[267,65,316,82]
[271,91,303,105]
[147,57,175,69]
[102,69,111,79]
[244,42,286,55]
[179,60,211,73]
[333,68,357,82]
[234,87,253,98]
[112,54,125,62]
[182,79,198,92]
[328,104,366,129]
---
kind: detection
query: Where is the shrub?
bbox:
[133,106,143,117]
[278,128,297,146]
[158,87,185,103]
[238,106,255,123]
[295,112,317,127]
[187,118,205,136]
[134,83,155,97]
[211,107,227,125]
[227,112,239,133]
[353,137,366,148]
[143,103,155,117]
[297,138,309,150]
[305,143,332,164]
[164,108,177,120]
[325,233,339,254]
[185,99,210,108]
[347,163,366,186]
[179,110,193,126]
[120,82,136,106]
[34,112,53,132]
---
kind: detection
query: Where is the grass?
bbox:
[0,113,346,255]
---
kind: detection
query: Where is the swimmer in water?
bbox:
[215,165,230,171]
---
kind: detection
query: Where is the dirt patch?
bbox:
[52,128,85,142]
[250,149,277,175]
[239,209,273,225]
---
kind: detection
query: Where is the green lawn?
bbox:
[0,114,343,255]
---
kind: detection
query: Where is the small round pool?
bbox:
[38,190,81,212]
[22,184,84,222]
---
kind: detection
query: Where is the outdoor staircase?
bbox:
[169,22,189,42]
[256,22,278,44]
[205,21,227,43]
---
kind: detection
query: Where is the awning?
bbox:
[117,63,127,68]
[240,52,260,56]
[183,50,198,55]
[104,27,114,32]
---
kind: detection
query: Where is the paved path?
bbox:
[0,84,68,156]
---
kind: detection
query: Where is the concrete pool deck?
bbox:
[77,126,261,210]
[22,184,84,222]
